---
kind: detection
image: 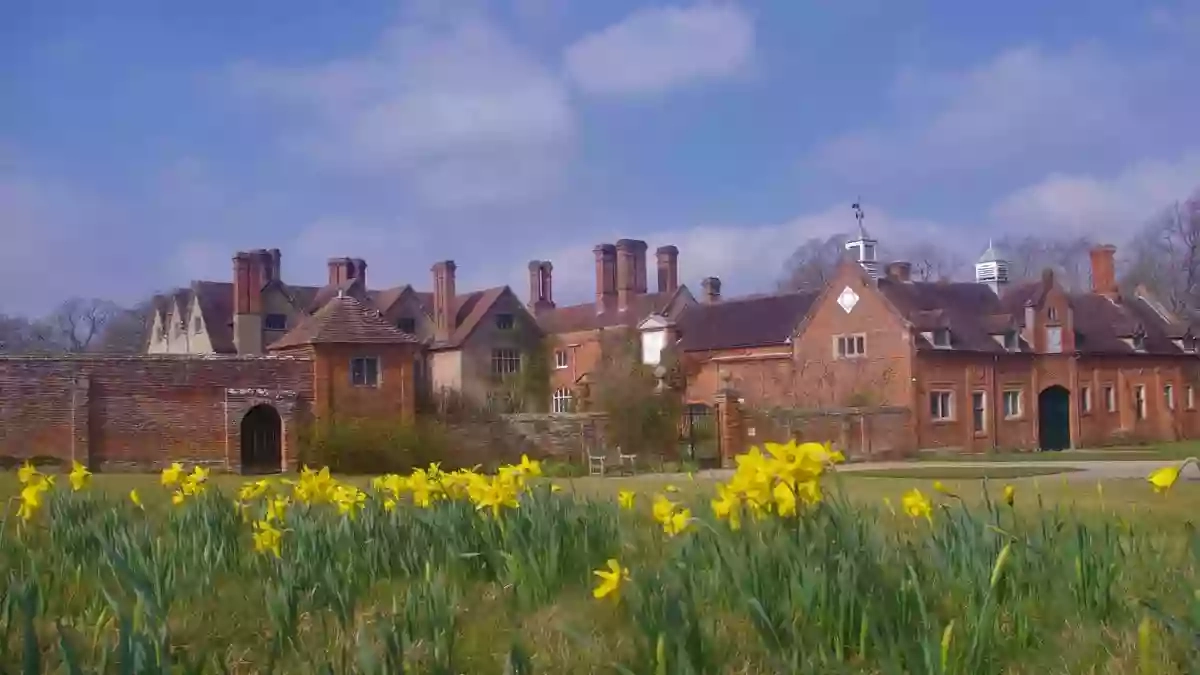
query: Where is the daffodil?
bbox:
[618,490,636,510]
[663,508,692,537]
[161,462,185,487]
[592,559,630,600]
[68,461,91,492]
[129,489,144,509]
[1148,464,1184,494]
[17,461,39,485]
[902,489,932,522]
[1003,484,1015,507]
[517,454,542,477]
[711,484,742,531]
[252,520,283,558]
[17,481,50,521]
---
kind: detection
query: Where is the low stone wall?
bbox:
[501,413,608,462]
[744,405,915,459]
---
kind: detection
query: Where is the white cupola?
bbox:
[845,202,879,279]
[975,239,1010,295]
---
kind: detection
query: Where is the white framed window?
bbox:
[1188,386,1195,411]
[554,349,569,369]
[1003,390,1023,419]
[1104,385,1116,412]
[551,388,573,413]
[971,391,987,434]
[1045,326,1063,354]
[350,357,380,387]
[835,334,866,359]
[929,391,953,421]
[932,329,952,348]
[1135,385,1146,420]
[491,348,521,377]
[1081,386,1092,413]
[1165,384,1175,411]
[642,329,666,365]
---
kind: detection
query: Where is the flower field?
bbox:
[3,444,1200,674]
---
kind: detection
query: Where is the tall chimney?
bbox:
[266,248,281,283]
[594,244,617,313]
[631,240,649,293]
[350,258,367,290]
[328,257,353,286]
[655,245,679,294]
[1089,244,1118,299]
[616,239,638,312]
[528,260,555,313]
[432,260,457,342]
[232,251,265,354]
[701,276,722,304]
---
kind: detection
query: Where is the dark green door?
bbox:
[1037,386,1071,451]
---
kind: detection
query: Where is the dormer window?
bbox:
[397,317,416,334]
[932,329,952,348]
[1133,334,1146,352]
[1174,338,1195,354]
[264,313,287,331]
[496,313,514,331]
[1000,331,1019,351]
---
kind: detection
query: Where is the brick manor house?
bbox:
[3,224,1198,473]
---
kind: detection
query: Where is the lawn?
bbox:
[1,454,1197,674]
[914,440,1200,463]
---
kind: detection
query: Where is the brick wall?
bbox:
[0,355,312,470]
[741,405,914,459]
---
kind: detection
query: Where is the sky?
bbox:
[3,0,1200,316]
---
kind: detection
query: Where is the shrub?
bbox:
[296,418,449,475]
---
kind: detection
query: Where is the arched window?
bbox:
[551,387,573,413]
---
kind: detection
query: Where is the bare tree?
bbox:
[0,314,39,353]
[893,241,967,281]
[992,234,1095,290]
[94,297,159,354]
[32,298,121,353]
[1121,192,1200,314]
[780,233,849,292]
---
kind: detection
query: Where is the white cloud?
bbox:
[232,15,575,210]
[811,43,1187,186]
[564,3,754,97]
[990,153,1200,239]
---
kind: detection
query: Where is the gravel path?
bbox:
[692,459,1174,482]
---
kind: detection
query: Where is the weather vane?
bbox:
[852,199,865,232]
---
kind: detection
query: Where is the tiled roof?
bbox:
[192,281,236,353]
[536,292,675,334]
[877,275,1199,356]
[677,292,820,352]
[268,293,421,350]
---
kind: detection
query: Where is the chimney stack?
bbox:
[350,257,367,290]
[656,245,679,294]
[528,260,555,313]
[594,244,617,313]
[885,261,912,283]
[1089,244,1118,300]
[232,251,265,354]
[432,260,457,342]
[701,276,722,304]
[631,240,649,293]
[328,257,353,286]
[615,239,645,312]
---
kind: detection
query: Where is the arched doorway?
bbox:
[240,404,282,473]
[1037,385,1071,451]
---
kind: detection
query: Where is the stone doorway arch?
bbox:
[240,403,283,473]
[1037,385,1071,451]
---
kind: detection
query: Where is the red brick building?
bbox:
[664,227,1200,454]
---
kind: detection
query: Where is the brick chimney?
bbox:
[432,260,457,342]
[616,239,639,312]
[656,245,679,294]
[232,251,265,354]
[254,248,282,284]
[594,243,617,313]
[885,261,912,283]
[328,257,353,286]
[631,239,649,293]
[701,276,722,303]
[350,257,367,290]
[1089,244,1118,300]
[528,260,555,313]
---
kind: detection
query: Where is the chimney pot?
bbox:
[656,245,680,294]
[432,260,457,342]
[701,276,722,303]
[594,244,617,313]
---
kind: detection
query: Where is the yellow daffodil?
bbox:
[618,490,636,510]
[663,508,692,537]
[550,484,563,493]
[665,485,680,493]
[711,484,742,531]
[68,461,91,492]
[592,559,630,600]
[171,491,186,506]
[18,461,40,485]
[902,489,932,522]
[1003,484,1015,507]
[17,481,50,521]
[129,489,144,509]
[1148,464,1183,494]
[252,520,283,558]
[161,462,184,487]
[882,496,897,516]
[517,454,542,477]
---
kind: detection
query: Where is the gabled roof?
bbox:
[268,293,420,350]
[676,291,820,352]
[879,278,1011,353]
[536,287,691,335]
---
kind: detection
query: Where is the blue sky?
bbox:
[3,0,1200,315]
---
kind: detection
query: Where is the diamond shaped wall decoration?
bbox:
[837,286,859,314]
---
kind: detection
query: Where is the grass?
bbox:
[845,465,1081,480]
[2,463,1199,674]
[914,441,1200,463]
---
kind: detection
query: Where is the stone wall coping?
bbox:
[226,388,300,398]
[502,412,608,422]
[760,405,910,418]
[0,354,312,362]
